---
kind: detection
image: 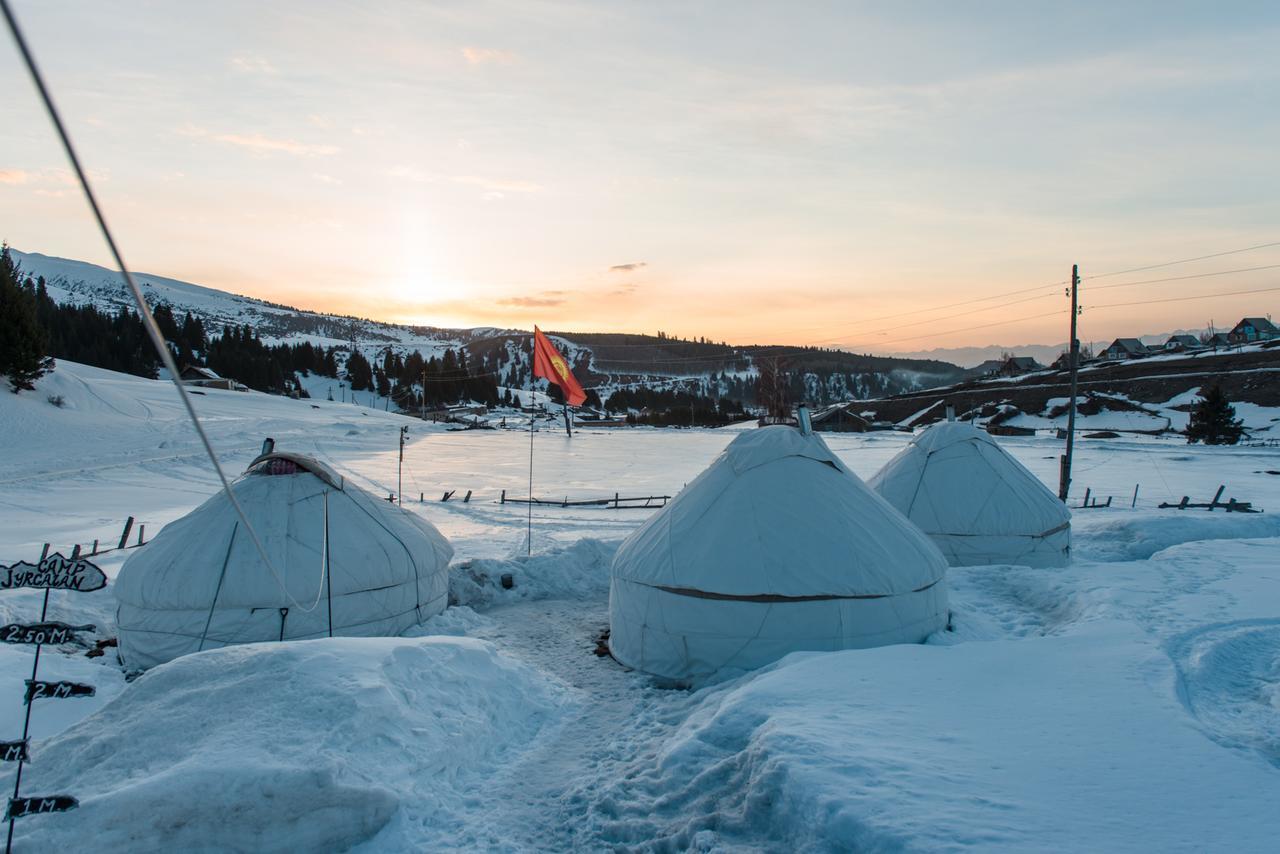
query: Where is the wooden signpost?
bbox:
[0,550,106,852]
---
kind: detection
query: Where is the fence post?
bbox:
[500,489,506,505]
[463,490,472,503]
[137,524,145,546]
[118,516,135,550]
[71,544,81,559]
[614,492,619,509]
[92,539,99,556]
[1131,484,1139,508]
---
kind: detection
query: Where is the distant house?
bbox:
[1227,317,1279,344]
[1203,332,1233,349]
[179,364,244,391]
[997,356,1043,377]
[1101,338,1150,360]
[967,359,1006,379]
[1163,334,1202,352]
[810,403,872,433]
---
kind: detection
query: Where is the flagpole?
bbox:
[527,332,535,556]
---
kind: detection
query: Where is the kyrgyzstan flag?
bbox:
[532,326,587,406]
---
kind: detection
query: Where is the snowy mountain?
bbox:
[11,249,965,404]
[895,329,1215,370]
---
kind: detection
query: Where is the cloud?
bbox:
[312,173,342,185]
[609,262,647,272]
[389,167,542,194]
[214,133,339,157]
[0,169,29,185]
[496,290,569,308]
[452,175,542,193]
[230,54,277,74]
[461,47,515,66]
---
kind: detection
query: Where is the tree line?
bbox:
[0,246,500,408]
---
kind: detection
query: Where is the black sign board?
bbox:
[5,796,77,821]
[0,554,107,593]
[24,680,95,705]
[0,742,27,764]
[0,622,95,646]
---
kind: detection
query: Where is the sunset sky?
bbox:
[2,1,1279,353]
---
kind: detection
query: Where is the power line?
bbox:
[1084,240,1280,280]
[1087,263,1280,292]
[1090,284,1280,311]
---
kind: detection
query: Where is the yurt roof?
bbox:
[868,421,1069,536]
[113,455,450,613]
[245,451,343,489]
[612,426,947,599]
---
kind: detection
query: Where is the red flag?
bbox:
[532,326,586,406]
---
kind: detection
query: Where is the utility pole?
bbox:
[1058,263,1080,503]
[420,368,426,421]
[398,425,408,505]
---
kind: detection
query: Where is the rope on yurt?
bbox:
[0,1,324,615]
[344,490,425,622]
[197,522,240,653]
[325,490,334,637]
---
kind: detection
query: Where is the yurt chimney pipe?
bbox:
[945,404,955,423]
[797,404,812,435]
[261,437,275,456]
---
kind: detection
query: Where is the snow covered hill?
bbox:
[10,249,964,405]
[2,360,1280,850]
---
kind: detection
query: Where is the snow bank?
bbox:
[449,538,618,609]
[592,620,1280,851]
[7,636,572,852]
[1073,510,1280,561]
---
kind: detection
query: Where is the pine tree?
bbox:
[1186,384,1244,445]
[0,246,53,393]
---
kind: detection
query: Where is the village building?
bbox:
[1163,334,1202,352]
[966,359,1006,379]
[809,402,873,433]
[997,356,1043,377]
[1101,338,1150,360]
[1227,317,1279,344]
[179,364,245,391]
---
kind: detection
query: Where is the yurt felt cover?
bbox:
[115,463,452,669]
[609,426,949,682]
[868,421,1071,567]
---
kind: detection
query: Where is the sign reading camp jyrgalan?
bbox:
[0,554,107,593]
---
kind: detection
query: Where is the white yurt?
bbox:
[868,421,1071,567]
[608,424,949,683]
[115,449,453,669]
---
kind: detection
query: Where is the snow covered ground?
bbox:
[2,361,1280,851]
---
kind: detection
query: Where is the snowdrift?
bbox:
[869,421,1071,566]
[609,426,949,683]
[114,453,452,669]
[9,637,571,853]
[592,620,1280,851]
